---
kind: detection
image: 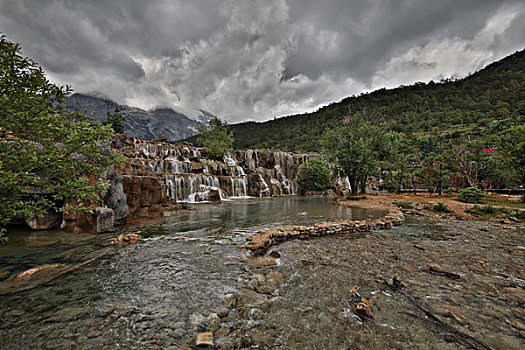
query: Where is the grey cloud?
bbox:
[0,0,523,123]
[284,0,512,82]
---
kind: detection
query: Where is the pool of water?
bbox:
[0,198,382,349]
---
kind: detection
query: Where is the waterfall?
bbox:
[119,135,318,202]
[230,178,248,198]
[338,176,351,194]
[165,174,225,203]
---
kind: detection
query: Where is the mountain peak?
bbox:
[65,94,204,141]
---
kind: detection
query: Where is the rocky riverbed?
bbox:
[220,216,524,349]
[0,197,523,349]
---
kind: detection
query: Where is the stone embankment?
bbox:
[241,207,404,256]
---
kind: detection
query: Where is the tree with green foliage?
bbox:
[486,123,525,201]
[103,105,125,134]
[414,154,450,196]
[321,112,388,195]
[197,117,234,160]
[297,158,331,191]
[0,35,121,241]
[382,132,414,193]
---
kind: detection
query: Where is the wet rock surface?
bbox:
[25,208,62,231]
[103,169,129,224]
[0,198,523,349]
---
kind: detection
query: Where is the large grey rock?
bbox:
[104,170,129,224]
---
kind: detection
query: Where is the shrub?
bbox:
[298,158,331,191]
[431,202,452,213]
[458,187,486,204]
[197,117,234,160]
[466,205,509,217]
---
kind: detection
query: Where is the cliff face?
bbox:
[111,134,323,216]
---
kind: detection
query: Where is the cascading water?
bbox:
[230,177,248,198]
[126,137,329,203]
[165,174,225,203]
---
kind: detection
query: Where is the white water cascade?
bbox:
[126,137,329,203]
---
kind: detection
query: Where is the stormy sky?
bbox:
[1,1,524,123]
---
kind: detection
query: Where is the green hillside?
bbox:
[226,49,524,152]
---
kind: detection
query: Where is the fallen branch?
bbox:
[300,259,347,267]
[0,252,108,296]
[380,277,494,350]
[421,265,461,280]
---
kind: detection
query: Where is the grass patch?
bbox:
[431,202,453,214]
[465,205,510,218]
[510,210,525,221]
[485,198,525,209]
[346,195,366,201]
[423,202,453,214]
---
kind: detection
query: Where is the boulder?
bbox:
[122,175,168,220]
[103,169,129,224]
[208,189,221,202]
[64,209,95,234]
[26,208,62,230]
[95,207,115,233]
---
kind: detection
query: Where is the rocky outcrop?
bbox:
[103,169,129,224]
[26,208,62,230]
[95,207,115,233]
[122,175,168,221]
[54,134,349,232]
[111,134,328,205]
[63,206,115,234]
[241,207,405,256]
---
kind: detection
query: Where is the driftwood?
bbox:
[421,265,461,280]
[0,252,108,296]
[300,259,347,267]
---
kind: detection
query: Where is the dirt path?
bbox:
[341,193,524,222]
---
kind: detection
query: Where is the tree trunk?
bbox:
[349,176,359,195]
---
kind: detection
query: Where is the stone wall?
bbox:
[241,207,405,256]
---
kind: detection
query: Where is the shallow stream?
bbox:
[0,198,523,349]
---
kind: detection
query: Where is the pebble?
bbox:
[195,331,214,347]
[207,313,221,332]
[189,312,207,326]
[223,294,237,308]
[215,326,230,338]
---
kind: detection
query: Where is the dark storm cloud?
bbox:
[0,0,523,122]
[284,0,513,81]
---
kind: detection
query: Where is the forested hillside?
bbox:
[228,49,524,152]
